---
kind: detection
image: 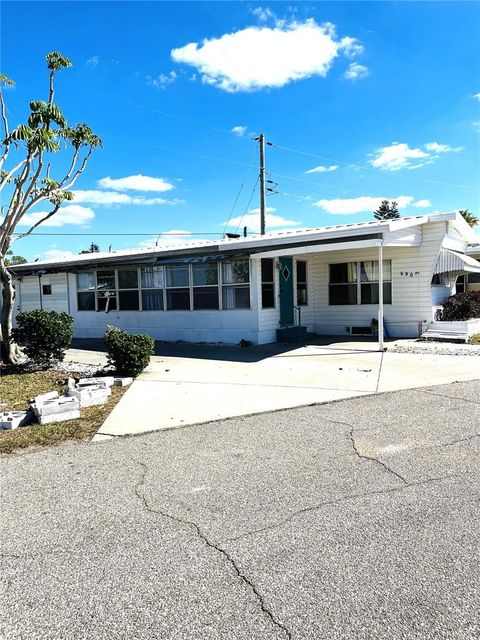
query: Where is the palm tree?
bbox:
[459,209,479,227]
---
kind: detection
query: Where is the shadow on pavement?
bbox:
[72,335,386,364]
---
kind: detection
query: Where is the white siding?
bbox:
[309,222,445,338]
[17,274,69,313]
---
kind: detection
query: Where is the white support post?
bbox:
[378,242,384,351]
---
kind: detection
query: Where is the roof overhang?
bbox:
[251,238,383,259]
[434,249,480,275]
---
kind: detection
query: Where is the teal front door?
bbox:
[279,256,294,326]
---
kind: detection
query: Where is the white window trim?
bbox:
[328,260,392,306]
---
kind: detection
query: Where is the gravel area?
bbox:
[55,361,114,376]
[390,339,480,357]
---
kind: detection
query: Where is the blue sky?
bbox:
[2,0,479,261]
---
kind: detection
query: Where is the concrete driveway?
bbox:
[68,338,480,439]
[2,380,479,639]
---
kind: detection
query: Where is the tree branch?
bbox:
[13,202,61,242]
[0,158,28,191]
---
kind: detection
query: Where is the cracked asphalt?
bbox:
[1,380,480,639]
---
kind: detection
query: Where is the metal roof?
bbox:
[11,212,468,275]
[434,249,480,274]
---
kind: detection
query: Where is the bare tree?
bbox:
[0,52,101,364]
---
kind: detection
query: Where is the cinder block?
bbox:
[0,410,33,430]
[32,391,59,405]
[67,386,110,408]
[77,377,114,389]
[36,409,81,425]
[32,396,80,419]
[113,377,133,387]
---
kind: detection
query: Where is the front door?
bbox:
[279,256,294,326]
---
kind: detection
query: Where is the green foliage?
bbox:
[0,73,15,87]
[469,333,480,345]
[12,310,74,368]
[459,209,478,228]
[46,52,72,72]
[441,291,480,321]
[61,123,103,149]
[5,251,27,266]
[104,326,154,377]
[374,200,400,221]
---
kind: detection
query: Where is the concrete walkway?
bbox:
[63,338,480,440]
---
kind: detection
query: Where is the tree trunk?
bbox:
[0,259,24,365]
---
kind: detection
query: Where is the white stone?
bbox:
[67,377,76,390]
[113,377,133,387]
[0,410,32,430]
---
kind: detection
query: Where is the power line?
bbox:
[12,232,255,237]
[273,143,477,191]
[222,141,259,237]
[233,176,260,234]
[103,134,254,169]
[270,171,372,197]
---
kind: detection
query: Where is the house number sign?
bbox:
[400,270,420,277]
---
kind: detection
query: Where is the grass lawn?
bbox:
[0,370,127,454]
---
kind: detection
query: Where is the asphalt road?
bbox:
[1,380,480,639]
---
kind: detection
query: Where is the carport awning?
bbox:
[434,249,480,274]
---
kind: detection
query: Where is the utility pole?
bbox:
[257,134,266,236]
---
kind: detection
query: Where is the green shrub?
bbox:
[12,309,74,368]
[441,291,480,321]
[104,326,154,377]
[469,333,480,345]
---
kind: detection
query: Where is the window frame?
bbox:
[192,262,220,310]
[261,258,275,309]
[328,260,392,306]
[296,259,308,307]
[76,259,252,313]
[221,258,251,310]
[140,266,165,312]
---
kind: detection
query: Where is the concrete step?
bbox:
[276,325,308,343]
[421,330,469,343]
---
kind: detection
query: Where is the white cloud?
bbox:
[86,56,99,68]
[413,199,432,208]
[424,141,463,153]
[473,93,480,101]
[19,205,95,228]
[305,164,338,174]
[224,208,301,232]
[36,249,78,261]
[343,62,369,80]
[370,142,430,171]
[314,195,415,215]
[72,190,182,206]
[146,71,177,89]
[339,37,364,58]
[97,175,175,192]
[250,7,276,23]
[370,141,463,171]
[231,125,248,137]
[171,19,362,92]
